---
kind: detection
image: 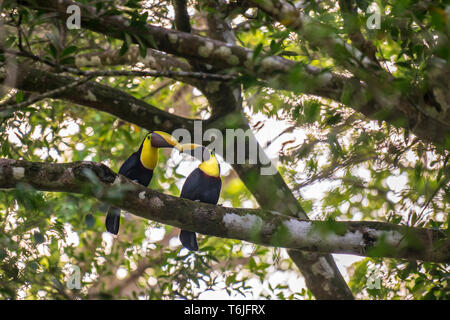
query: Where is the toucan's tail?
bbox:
[180,230,198,251]
[105,206,121,235]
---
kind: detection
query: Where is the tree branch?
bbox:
[337,0,378,63]
[0,73,94,113]
[76,47,192,72]
[0,159,448,263]
[21,0,339,91]
[244,0,450,149]
[172,0,192,33]
[193,1,354,299]
[21,0,450,149]
[0,63,197,133]
[248,0,376,64]
[1,48,236,81]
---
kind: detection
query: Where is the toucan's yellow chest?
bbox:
[198,156,220,178]
[140,138,158,170]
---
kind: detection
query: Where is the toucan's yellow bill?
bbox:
[178,143,204,152]
[178,143,214,163]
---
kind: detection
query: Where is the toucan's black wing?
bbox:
[180,168,202,200]
[118,152,153,186]
[179,169,203,251]
[118,152,139,175]
[200,177,221,204]
[179,169,221,251]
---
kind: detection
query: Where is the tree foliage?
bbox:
[0,0,448,300]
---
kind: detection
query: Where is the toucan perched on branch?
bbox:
[179,144,221,251]
[105,131,182,234]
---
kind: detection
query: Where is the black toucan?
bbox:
[105,131,182,234]
[178,144,221,251]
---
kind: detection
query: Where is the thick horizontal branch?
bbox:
[75,47,192,71]
[0,159,448,263]
[0,73,94,112]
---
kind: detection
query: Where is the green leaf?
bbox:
[33,232,45,245]
[85,213,95,228]
[15,91,24,103]
[61,45,78,57]
[60,57,75,65]
[119,33,133,56]
[48,43,58,59]
[252,43,263,60]
[124,0,142,9]
[132,34,147,58]
[304,100,321,124]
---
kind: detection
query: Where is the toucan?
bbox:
[178,144,221,251]
[105,131,182,234]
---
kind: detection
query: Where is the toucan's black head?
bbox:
[179,144,220,177]
[139,131,182,169]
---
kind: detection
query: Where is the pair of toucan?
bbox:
[105,131,221,251]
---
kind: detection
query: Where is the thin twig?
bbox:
[81,69,237,81]
[1,48,238,81]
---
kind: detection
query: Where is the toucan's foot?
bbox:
[180,230,198,251]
